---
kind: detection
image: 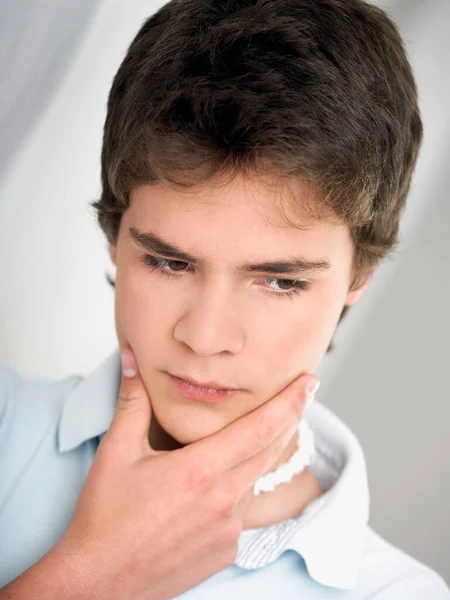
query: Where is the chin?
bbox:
[157,408,227,447]
[166,421,218,446]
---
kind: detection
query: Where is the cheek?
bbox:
[114,268,165,343]
[250,310,319,377]
[302,284,349,365]
[250,288,344,383]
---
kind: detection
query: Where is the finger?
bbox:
[232,486,255,521]
[230,418,302,505]
[101,346,154,459]
[230,420,299,518]
[186,374,319,476]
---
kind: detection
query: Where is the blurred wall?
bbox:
[0,0,448,584]
[0,0,102,182]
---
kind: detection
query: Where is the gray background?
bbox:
[0,0,449,585]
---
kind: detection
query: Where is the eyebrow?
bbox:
[129,226,332,275]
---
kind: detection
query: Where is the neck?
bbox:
[240,431,326,530]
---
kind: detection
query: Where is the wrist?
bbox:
[0,541,99,600]
[45,539,100,600]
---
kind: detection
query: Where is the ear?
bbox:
[108,243,117,266]
[344,273,373,306]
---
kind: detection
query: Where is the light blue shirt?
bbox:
[1,349,449,598]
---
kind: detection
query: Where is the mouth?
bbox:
[169,372,240,391]
[167,373,241,403]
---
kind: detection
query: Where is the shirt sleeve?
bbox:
[0,361,14,428]
[370,567,450,599]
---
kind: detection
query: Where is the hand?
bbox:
[53,347,318,600]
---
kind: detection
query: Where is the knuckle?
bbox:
[254,419,277,447]
[214,487,237,519]
[118,385,141,403]
[185,461,216,492]
[116,388,141,412]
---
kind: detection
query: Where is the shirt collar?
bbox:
[57,347,370,591]
[58,348,122,452]
[235,398,371,590]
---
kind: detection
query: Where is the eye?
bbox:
[140,254,311,300]
[263,277,310,298]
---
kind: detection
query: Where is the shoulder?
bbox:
[0,360,82,442]
[361,525,450,598]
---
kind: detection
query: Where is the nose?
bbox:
[173,278,244,357]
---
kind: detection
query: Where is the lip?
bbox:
[168,373,240,403]
[170,373,239,391]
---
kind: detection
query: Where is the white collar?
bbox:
[58,348,370,590]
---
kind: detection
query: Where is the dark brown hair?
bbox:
[91,0,423,353]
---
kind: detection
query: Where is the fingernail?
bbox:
[121,349,137,378]
[306,378,320,396]
[305,378,320,407]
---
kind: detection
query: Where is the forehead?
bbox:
[129,172,341,231]
[125,174,353,276]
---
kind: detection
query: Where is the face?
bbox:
[109,173,370,445]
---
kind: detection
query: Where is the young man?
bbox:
[1,0,449,598]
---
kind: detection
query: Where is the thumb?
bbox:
[104,346,153,458]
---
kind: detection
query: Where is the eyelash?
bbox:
[140,255,311,300]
